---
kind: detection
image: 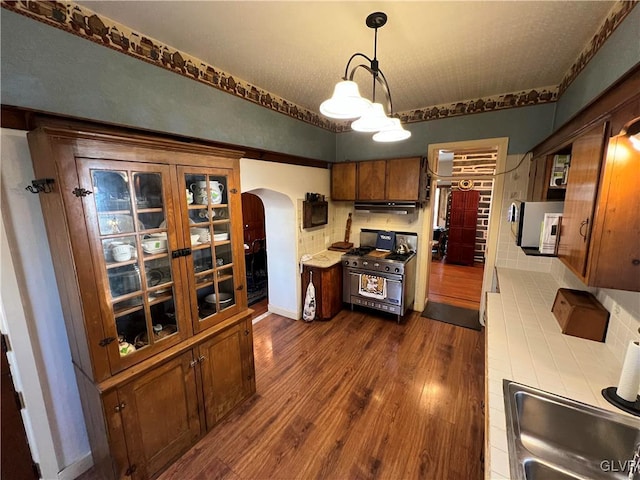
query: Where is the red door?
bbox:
[446,190,479,266]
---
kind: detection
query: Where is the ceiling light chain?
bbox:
[320,12,411,142]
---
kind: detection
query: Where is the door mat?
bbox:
[421,301,482,331]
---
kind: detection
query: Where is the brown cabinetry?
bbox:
[331,162,357,200]
[331,157,427,202]
[301,262,343,321]
[198,319,255,426]
[556,124,606,278]
[530,76,640,291]
[357,160,387,200]
[27,126,256,479]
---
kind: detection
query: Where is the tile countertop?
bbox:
[486,267,628,480]
[300,250,344,269]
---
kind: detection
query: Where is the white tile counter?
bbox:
[300,250,344,268]
[486,267,626,479]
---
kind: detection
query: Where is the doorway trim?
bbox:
[425,137,509,324]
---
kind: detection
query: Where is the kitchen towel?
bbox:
[616,341,640,402]
[359,274,386,300]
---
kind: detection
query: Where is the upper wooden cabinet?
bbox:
[331,162,357,200]
[27,126,256,479]
[531,80,640,291]
[357,160,387,200]
[331,156,427,202]
[556,123,607,279]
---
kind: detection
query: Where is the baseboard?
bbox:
[251,311,271,325]
[267,304,298,320]
[57,452,93,480]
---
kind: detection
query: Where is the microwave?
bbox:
[508,200,564,248]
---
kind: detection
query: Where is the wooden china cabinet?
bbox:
[27,126,256,479]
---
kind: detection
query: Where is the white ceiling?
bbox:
[79,1,616,115]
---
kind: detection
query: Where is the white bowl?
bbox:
[213,232,229,242]
[142,239,167,252]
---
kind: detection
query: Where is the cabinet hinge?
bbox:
[125,464,137,476]
[32,462,41,479]
[15,390,26,410]
[1,333,11,353]
[72,187,93,197]
[99,337,116,347]
[171,248,192,259]
[230,188,238,194]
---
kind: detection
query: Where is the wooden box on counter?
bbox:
[551,288,609,342]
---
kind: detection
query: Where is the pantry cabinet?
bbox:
[331,156,427,202]
[27,126,256,479]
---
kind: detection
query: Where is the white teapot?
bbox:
[210,181,224,204]
[190,180,224,204]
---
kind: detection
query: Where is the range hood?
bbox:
[354,201,419,215]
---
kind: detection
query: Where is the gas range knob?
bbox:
[395,267,400,273]
[385,266,390,272]
[374,263,379,267]
[362,261,368,266]
[344,260,349,266]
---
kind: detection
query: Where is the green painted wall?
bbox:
[553,6,640,129]
[1,7,639,162]
[0,9,335,161]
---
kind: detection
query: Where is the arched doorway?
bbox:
[243,189,299,319]
[241,192,268,305]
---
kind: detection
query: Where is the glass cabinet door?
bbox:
[180,168,241,332]
[78,160,186,372]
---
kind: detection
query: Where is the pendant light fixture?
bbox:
[319,12,411,142]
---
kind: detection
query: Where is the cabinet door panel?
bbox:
[386,157,421,200]
[199,320,254,427]
[331,162,357,200]
[78,160,187,374]
[117,352,201,479]
[557,124,606,278]
[357,160,386,200]
[179,167,246,333]
[588,126,640,290]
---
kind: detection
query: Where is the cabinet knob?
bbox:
[236,284,244,291]
[190,359,199,368]
[632,259,640,266]
[125,464,137,476]
[114,402,126,412]
[244,330,249,336]
[198,355,206,363]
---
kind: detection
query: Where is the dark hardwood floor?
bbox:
[76,305,485,480]
[428,259,484,310]
[157,309,485,480]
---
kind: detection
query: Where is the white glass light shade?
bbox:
[372,118,411,142]
[351,103,395,132]
[319,81,372,119]
[630,133,640,151]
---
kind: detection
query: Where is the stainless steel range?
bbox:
[342,229,418,322]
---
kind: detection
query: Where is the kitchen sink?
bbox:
[503,380,640,480]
